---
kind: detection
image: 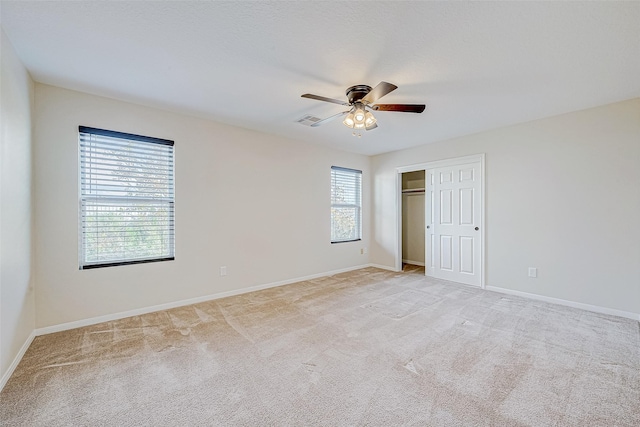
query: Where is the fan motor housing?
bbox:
[345,85,372,104]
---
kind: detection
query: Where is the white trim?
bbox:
[402,259,425,266]
[6,266,637,392]
[368,263,401,272]
[396,154,485,174]
[395,172,403,272]
[35,264,372,336]
[395,154,486,289]
[1,331,36,392]
[486,286,640,321]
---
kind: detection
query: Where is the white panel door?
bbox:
[425,162,481,286]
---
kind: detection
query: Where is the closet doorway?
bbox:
[396,154,485,288]
[401,171,426,268]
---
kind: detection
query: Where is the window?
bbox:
[79,126,175,269]
[331,166,362,243]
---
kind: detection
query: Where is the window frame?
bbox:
[78,126,175,270]
[330,166,362,244]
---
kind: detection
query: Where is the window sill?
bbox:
[80,257,175,270]
[331,239,362,244]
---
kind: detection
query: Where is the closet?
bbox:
[401,170,425,267]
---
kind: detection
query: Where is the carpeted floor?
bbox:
[1,266,639,426]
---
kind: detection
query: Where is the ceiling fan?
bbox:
[301,81,425,132]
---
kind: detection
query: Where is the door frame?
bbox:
[395,153,486,288]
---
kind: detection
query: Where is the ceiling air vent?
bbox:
[296,115,323,127]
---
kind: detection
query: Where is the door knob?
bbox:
[474,227,479,231]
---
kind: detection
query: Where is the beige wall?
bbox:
[372,98,640,315]
[0,29,36,382]
[34,84,370,328]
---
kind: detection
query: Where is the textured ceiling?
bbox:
[1,1,639,155]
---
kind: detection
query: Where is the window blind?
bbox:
[79,126,175,269]
[331,166,362,243]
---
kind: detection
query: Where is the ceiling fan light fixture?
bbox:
[354,104,366,123]
[364,110,377,127]
[351,104,366,129]
[302,81,425,133]
[343,112,355,128]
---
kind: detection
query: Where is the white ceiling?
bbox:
[1,1,639,156]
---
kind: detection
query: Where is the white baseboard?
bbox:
[367,263,400,272]
[486,286,640,321]
[1,330,36,392]
[32,268,640,335]
[35,264,372,336]
[19,266,638,393]
[402,259,425,266]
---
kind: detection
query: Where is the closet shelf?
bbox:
[402,188,425,194]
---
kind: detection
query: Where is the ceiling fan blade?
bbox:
[371,104,426,113]
[301,93,349,106]
[362,81,398,104]
[310,110,350,127]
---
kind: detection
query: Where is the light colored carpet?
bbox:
[1,266,639,426]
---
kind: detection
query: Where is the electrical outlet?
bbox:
[528,267,537,278]
[220,266,227,276]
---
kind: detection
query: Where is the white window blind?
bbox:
[331,166,362,243]
[79,126,175,269]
